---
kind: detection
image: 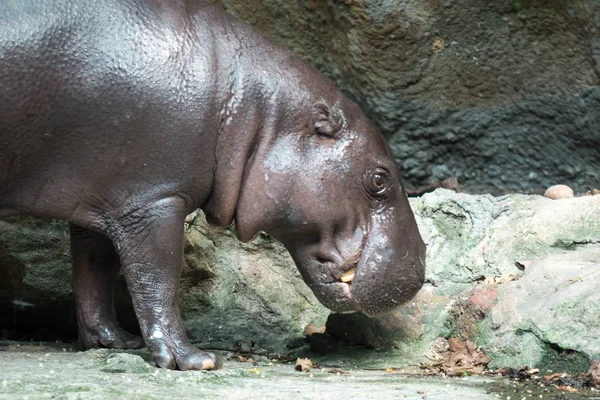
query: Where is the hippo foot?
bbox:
[79,324,144,350]
[150,339,223,371]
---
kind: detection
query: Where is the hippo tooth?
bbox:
[340,268,356,283]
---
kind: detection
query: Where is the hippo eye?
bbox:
[372,172,387,190]
[365,167,392,199]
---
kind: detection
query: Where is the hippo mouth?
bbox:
[308,254,362,314]
[310,235,425,316]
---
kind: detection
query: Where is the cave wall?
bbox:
[211,0,600,194]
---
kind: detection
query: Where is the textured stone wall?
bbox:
[211,0,600,194]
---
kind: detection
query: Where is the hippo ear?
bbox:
[312,102,343,139]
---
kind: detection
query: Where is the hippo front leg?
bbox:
[69,224,144,350]
[109,197,222,371]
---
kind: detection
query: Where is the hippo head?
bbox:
[233,100,425,316]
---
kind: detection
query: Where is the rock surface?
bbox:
[0,213,329,354]
[179,212,329,354]
[325,190,600,372]
[2,343,570,400]
[479,246,600,373]
[210,0,600,193]
[1,190,599,373]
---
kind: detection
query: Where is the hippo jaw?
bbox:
[292,246,364,314]
[287,203,426,316]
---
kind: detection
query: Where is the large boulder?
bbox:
[1,190,599,373]
[478,246,600,373]
[178,212,329,353]
[211,0,600,193]
[325,190,600,372]
[0,213,329,353]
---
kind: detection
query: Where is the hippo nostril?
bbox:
[313,250,342,266]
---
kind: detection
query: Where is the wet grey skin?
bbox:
[0,0,425,370]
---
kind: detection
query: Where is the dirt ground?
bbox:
[0,342,598,400]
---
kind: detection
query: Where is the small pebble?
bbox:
[544,185,573,199]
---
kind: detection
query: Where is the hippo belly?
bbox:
[0,3,220,223]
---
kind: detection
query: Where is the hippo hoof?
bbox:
[152,341,223,371]
[80,326,144,350]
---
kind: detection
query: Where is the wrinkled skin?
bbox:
[0,0,425,370]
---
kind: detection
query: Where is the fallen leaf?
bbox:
[421,338,491,376]
[543,373,566,380]
[303,324,326,337]
[295,358,313,372]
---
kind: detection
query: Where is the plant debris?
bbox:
[420,338,491,376]
[497,366,539,381]
[295,358,315,372]
[248,368,262,374]
[328,368,348,375]
[496,361,600,390]
[556,385,578,393]
[432,37,445,53]
[303,324,326,337]
[514,260,532,271]
[483,274,520,285]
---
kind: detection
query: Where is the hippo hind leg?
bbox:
[69,224,143,350]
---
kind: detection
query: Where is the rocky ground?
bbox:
[0,343,598,400]
[1,190,599,397]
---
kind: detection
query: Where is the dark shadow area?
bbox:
[0,279,140,344]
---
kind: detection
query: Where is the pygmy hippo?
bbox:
[0,0,426,370]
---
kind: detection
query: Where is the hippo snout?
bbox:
[353,246,425,316]
[351,212,426,317]
[291,215,426,317]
